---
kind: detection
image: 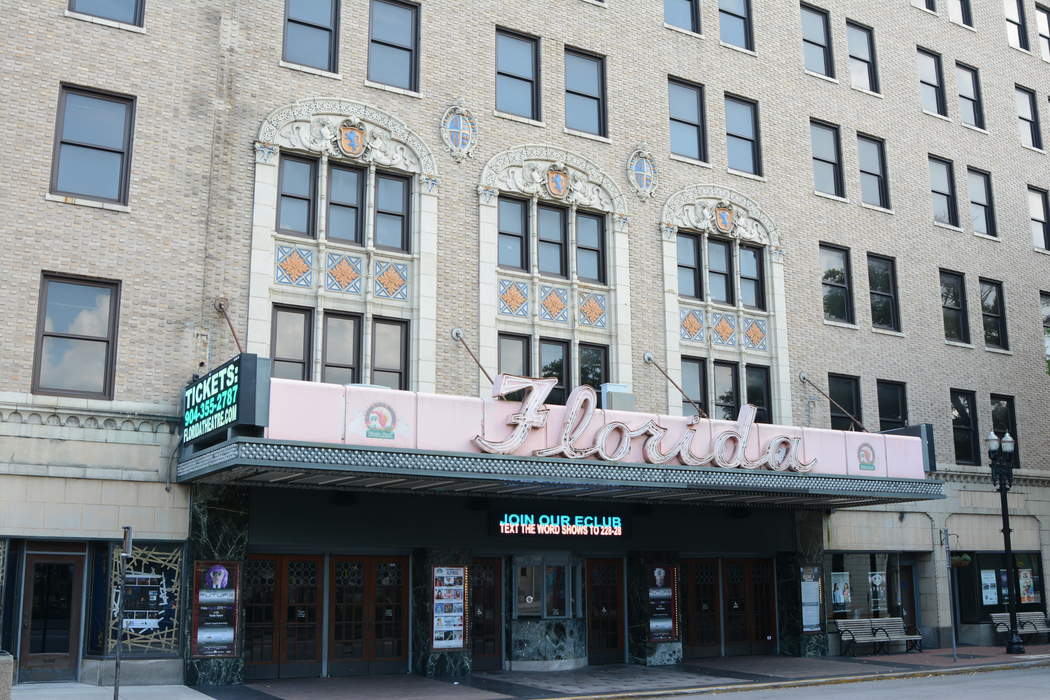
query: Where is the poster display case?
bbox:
[190,561,240,658]
[432,566,468,650]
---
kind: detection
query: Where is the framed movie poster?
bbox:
[831,571,851,612]
[800,566,822,632]
[432,566,468,650]
[190,561,240,658]
[647,565,679,642]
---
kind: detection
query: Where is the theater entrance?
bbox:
[682,557,776,657]
[469,558,502,671]
[586,558,624,665]
[18,549,85,682]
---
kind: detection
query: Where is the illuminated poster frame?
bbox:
[432,566,469,650]
[648,564,679,642]
[190,561,241,658]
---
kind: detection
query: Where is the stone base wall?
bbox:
[0,652,11,700]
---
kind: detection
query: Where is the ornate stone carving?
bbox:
[661,185,781,252]
[440,99,479,163]
[254,141,278,164]
[258,98,438,186]
[626,143,657,199]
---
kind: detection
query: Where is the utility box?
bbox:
[601,383,636,411]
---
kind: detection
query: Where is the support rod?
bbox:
[451,328,494,385]
[214,297,244,355]
[643,352,707,419]
[798,371,865,432]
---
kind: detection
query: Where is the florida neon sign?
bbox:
[475,375,815,472]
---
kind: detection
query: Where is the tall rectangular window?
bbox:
[540,338,570,405]
[374,173,409,251]
[719,0,753,50]
[739,245,765,310]
[1015,86,1042,149]
[271,305,312,380]
[498,197,528,270]
[708,238,734,305]
[666,0,701,33]
[33,274,120,399]
[498,333,531,377]
[1042,292,1050,357]
[940,270,970,343]
[564,49,606,136]
[725,95,761,174]
[821,244,854,324]
[496,30,540,120]
[991,394,1019,463]
[980,278,1009,349]
[322,312,360,384]
[669,78,706,161]
[867,254,900,331]
[949,0,973,26]
[1029,186,1050,249]
[950,389,979,465]
[681,357,707,417]
[284,0,338,73]
[877,380,908,432]
[538,205,567,277]
[69,0,143,25]
[368,0,418,91]
[810,121,843,197]
[846,21,878,93]
[713,361,740,420]
[801,4,834,77]
[917,48,946,116]
[277,156,317,237]
[746,365,772,423]
[1037,5,1050,60]
[579,344,609,406]
[828,374,861,431]
[955,63,984,129]
[575,212,606,283]
[51,86,134,204]
[967,168,996,237]
[857,134,889,208]
[929,156,958,226]
[372,317,408,390]
[677,232,703,299]
[327,164,363,243]
[1005,0,1030,50]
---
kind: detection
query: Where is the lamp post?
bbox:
[986,431,1024,655]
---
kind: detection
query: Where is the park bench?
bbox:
[991,611,1050,642]
[834,619,880,656]
[872,617,923,653]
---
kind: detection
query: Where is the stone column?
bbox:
[413,547,472,678]
[0,538,7,647]
[777,510,827,656]
[628,551,683,666]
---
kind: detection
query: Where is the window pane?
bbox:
[577,214,600,248]
[577,249,599,281]
[671,121,701,159]
[63,93,128,150]
[539,242,563,276]
[565,53,600,95]
[871,295,895,328]
[917,52,938,85]
[565,93,600,134]
[860,173,883,206]
[708,240,729,273]
[39,337,106,393]
[810,123,838,161]
[368,43,412,89]
[324,366,355,385]
[44,281,111,336]
[538,208,564,241]
[746,366,771,423]
[72,0,139,24]
[325,316,358,367]
[499,234,524,268]
[713,363,737,420]
[272,360,306,380]
[867,257,892,295]
[678,267,697,297]
[274,311,306,359]
[929,159,950,193]
[677,235,697,265]
[665,0,696,30]
[499,199,525,234]
[579,346,606,391]
[278,196,310,234]
[682,359,703,412]
[499,336,528,376]
[497,75,534,117]
[739,279,758,308]
[821,247,847,282]
[376,177,406,212]
[545,565,567,617]
[849,59,871,90]
[847,25,872,61]
[56,144,121,200]
[803,43,828,75]
[373,322,404,370]
[281,159,313,198]
[709,273,729,303]
[285,23,332,70]
[823,286,849,322]
[740,247,758,277]
[726,135,755,173]
[669,82,700,123]
[372,370,401,390]
[371,0,414,47]
[720,13,748,47]
[288,0,333,26]
[725,99,754,137]
[330,168,360,205]
[857,138,881,173]
[328,204,358,241]
[813,161,839,195]
[375,213,404,248]
[497,34,534,78]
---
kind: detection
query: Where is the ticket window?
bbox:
[513,556,579,619]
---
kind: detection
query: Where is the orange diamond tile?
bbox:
[580,296,604,324]
[279,251,309,282]
[682,313,701,338]
[714,317,734,342]
[376,265,406,296]
[745,322,766,347]
[542,291,566,319]
[330,259,359,289]
[500,284,526,313]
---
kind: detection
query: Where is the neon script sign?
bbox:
[499,513,623,537]
[475,375,816,472]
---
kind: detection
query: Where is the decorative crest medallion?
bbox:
[713,200,736,235]
[337,118,367,158]
[440,99,479,163]
[626,144,658,199]
[546,162,570,199]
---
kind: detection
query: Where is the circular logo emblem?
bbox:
[365,402,396,439]
[857,443,876,471]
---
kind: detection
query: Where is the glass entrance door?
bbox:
[723,558,776,655]
[586,558,624,665]
[244,555,323,680]
[19,554,84,682]
[470,558,502,671]
[328,556,408,676]
[682,558,721,658]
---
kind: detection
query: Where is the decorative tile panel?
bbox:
[742,318,768,351]
[325,253,362,294]
[275,246,313,287]
[373,260,409,300]
[498,280,529,317]
[539,285,569,323]
[711,313,737,347]
[680,309,705,342]
[577,293,607,328]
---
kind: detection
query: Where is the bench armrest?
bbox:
[872,626,891,640]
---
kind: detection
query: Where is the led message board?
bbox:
[182,354,269,446]
[496,513,624,537]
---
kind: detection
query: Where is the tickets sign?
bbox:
[182,354,269,446]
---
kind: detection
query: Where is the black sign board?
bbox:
[182,354,269,446]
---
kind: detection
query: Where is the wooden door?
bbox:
[683,558,721,658]
[329,556,409,676]
[586,558,624,665]
[723,558,776,655]
[470,558,502,671]
[18,554,84,682]
[244,555,323,680]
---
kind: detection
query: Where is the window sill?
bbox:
[719,41,757,57]
[493,110,545,128]
[664,23,704,40]
[577,0,607,7]
[859,202,894,214]
[933,221,964,233]
[922,110,952,123]
[814,190,849,204]
[563,127,611,144]
[949,20,977,33]
[823,319,859,330]
[668,153,712,168]
[944,340,974,349]
[910,5,939,17]
[727,168,766,182]
[960,123,989,135]
[1032,246,1050,257]
[1021,144,1047,155]
[44,192,129,213]
[804,70,838,84]
[363,80,422,99]
[64,9,145,33]
[985,346,1013,355]
[279,61,341,80]
[871,327,905,338]
[850,85,883,99]
[973,232,1000,242]
[1009,44,1034,57]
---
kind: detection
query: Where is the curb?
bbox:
[538,657,1050,700]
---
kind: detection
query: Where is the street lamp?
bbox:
[986,431,1024,655]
